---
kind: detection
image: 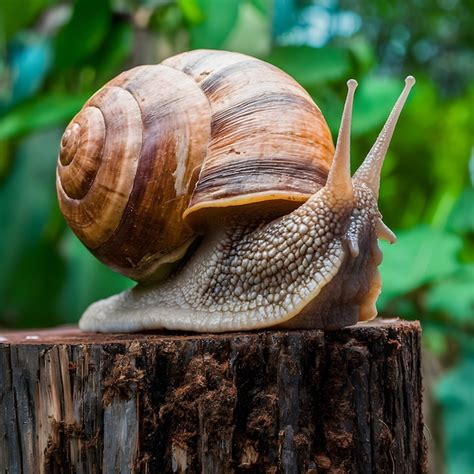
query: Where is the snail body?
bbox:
[56,50,414,333]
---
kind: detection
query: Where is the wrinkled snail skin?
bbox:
[57,49,415,333]
[79,183,384,333]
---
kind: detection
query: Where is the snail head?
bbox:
[308,76,415,321]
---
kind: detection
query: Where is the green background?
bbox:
[0,1,472,472]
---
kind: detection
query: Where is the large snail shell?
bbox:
[57,50,335,281]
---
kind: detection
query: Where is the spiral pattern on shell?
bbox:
[57,50,335,281]
[57,65,211,280]
[57,86,142,247]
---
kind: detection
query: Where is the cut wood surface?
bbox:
[0,318,426,473]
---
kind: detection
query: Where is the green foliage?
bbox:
[264,46,350,87]
[436,353,474,474]
[0,0,52,41]
[3,34,52,110]
[447,187,474,234]
[189,0,240,48]
[378,226,462,306]
[427,265,474,323]
[0,129,63,326]
[0,1,472,470]
[53,0,112,70]
[224,1,270,56]
[0,93,90,139]
[351,76,405,137]
[58,231,133,323]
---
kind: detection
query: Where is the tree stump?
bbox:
[0,319,426,473]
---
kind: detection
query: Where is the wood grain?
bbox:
[0,319,426,473]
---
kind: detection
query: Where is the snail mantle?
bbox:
[0,319,427,473]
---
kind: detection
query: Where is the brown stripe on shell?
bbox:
[175,56,335,219]
[199,60,310,103]
[57,50,336,281]
[192,156,328,202]
[56,86,143,248]
[209,93,318,141]
[91,65,211,279]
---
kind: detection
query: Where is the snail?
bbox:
[56,50,415,333]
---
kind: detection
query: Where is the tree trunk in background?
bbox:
[0,319,426,473]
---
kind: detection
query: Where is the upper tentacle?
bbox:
[353,76,415,198]
[325,79,357,201]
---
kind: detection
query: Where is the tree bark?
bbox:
[0,319,426,473]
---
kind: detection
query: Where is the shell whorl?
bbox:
[57,86,143,248]
[57,65,211,280]
[57,50,335,281]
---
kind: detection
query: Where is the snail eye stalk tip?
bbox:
[353,76,416,199]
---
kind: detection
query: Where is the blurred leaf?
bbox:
[351,76,406,137]
[378,226,462,306]
[470,153,474,186]
[0,140,9,179]
[4,240,65,327]
[90,22,133,82]
[189,0,240,49]
[422,325,448,356]
[430,191,459,230]
[265,46,350,87]
[367,79,472,231]
[0,129,60,310]
[309,85,343,136]
[150,4,184,34]
[344,35,375,73]
[250,0,270,15]
[58,231,133,323]
[446,187,474,234]
[178,0,204,23]
[3,34,52,110]
[53,0,111,69]
[224,2,270,57]
[271,0,297,36]
[429,89,473,198]
[426,264,474,322]
[436,353,474,474]
[0,93,89,140]
[0,0,51,41]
